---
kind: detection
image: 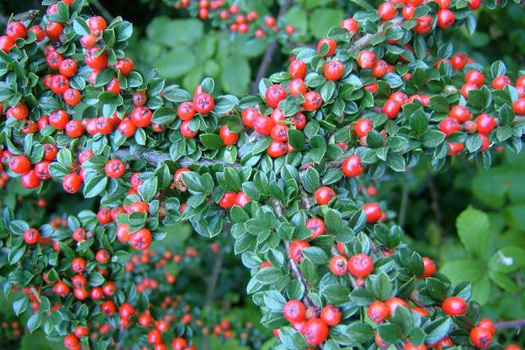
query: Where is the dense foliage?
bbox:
[0,0,524,350]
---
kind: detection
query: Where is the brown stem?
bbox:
[409,288,433,314]
[348,18,402,54]
[271,198,315,308]
[495,319,525,329]
[250,0,294,94]
[205,248,224,307]
[285,241,315,309]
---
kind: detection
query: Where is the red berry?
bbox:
[324,60,344,80]
[368,301,389,323]
[241,107,259,128]
[442,296,468,316]
[283,300,306,323]
[304,318,329,346]
[45,21,63,41]
[329,255,348,276]
[114,58,134,76]
[405,342,427,350]
[363,203,382,223]
[421,257,437,278]
[254,115,275,136]
[235,191,251,207]
[289,240,310,262]
[177,101,195,121]
[71,257,86,273]
[104,159,125,178]
[63,334,80,349]
[357,50,377,69]
[492,75,512,90]
[131,107,152,128]
[385,297,409,316]
[378,2,397,21]
[9,155,31,174]
[21,169,41,189]
[265,85,287,108]
[439,117,461,136]
[475,113,496,134]
[0,35,15,52]
[470,326,493,348]
[348,253,374,278]
[383,99,401,119]
[220,125,239,145]
[85,48,108,69]
[314,186,336,205]
[513,98,525,115]
[413,16,434,34]
[7,102,29,120]
[193,93,215,114]
[342,155,364,177]
[289,60,307,79]
[437,9,455,29]
[341,18,359,34]
[219,192,237,208]
[450,105,472,123]
[354,118,373,138]
[305,218,326,238]
[289,78,307,97]
[317,38,337,57]
[172,337,188,350]
[129,228,152,250]
[320,305,342,326]
[477,318,496,336]
[24,228,40,245]
[465,70,484,86]
[302,91,323,111]
[88,16,107,35]
[7,21,28,40]
[63,173,82,194]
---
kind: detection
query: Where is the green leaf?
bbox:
[200,134,224,149]
[287,129,305,150]
[152,107,176,125]
[367,272,392,301]
[27,313,41,333]
[83,175,108,198]
[409,108,429,135]
[429,95,449,113]
[424,317,452,344]
[310,135,327,164]
[456,206,490,257]
[13,297,28,316]
[324,209,342,232]
[489,246,525,273]
[303,167,320,193]
[221,54,251,96]
[309,9,344,39]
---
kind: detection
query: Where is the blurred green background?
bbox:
[0,0,524,348]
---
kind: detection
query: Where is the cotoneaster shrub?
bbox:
[0,0,524,350]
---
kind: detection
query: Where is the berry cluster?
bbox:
[173,0,295,38]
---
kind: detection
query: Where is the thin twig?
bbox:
[495,319,525,330]
[205,248,224,307]
[250,0,294,94]
[271,198,315,308]
[285,241,315,309]
[90,0,115,22]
